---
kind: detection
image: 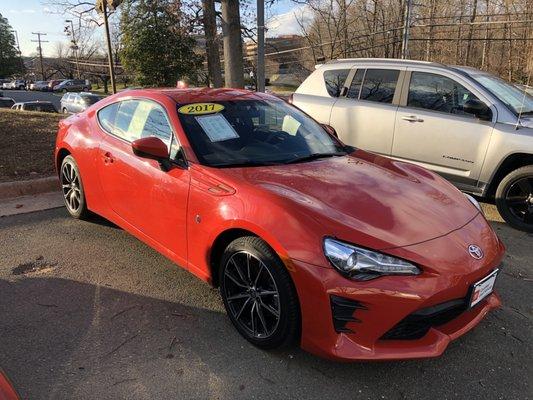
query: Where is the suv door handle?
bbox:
[401,115,424,123]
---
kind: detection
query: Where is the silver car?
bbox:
[60,92,102,114]
[292,58,533,232]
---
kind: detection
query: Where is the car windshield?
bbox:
[177,99,347,167]
[468,72,533,116]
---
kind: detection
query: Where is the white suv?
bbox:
[292,58,533,232]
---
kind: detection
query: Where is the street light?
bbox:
[65,19,80,78]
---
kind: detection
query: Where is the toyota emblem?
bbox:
[468,245,484,260]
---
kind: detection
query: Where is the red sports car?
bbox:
[55,88,505,361]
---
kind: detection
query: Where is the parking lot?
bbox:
[2,90,61,110]
[0,206,531,400]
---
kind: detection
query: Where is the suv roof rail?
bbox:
[325,58,449,68]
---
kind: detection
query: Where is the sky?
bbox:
[0,0,308,57]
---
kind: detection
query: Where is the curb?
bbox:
[0,176,59,200]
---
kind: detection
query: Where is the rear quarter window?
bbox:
[323,69,350,97]
[97,103,120,133]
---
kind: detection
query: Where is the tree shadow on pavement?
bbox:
[0,274,530,400]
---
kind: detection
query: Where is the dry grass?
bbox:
[0,109,64,183]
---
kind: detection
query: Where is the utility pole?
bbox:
[256,0,265,92]
[401,0,411,59]
[11,30,24,72]
[31,32,48,80]
[65,19,80,78]
[102,2,117,94]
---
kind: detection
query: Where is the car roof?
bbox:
[118,87,280,104]
[21,101,53,104]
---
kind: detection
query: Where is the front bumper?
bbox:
[289,213,505,361]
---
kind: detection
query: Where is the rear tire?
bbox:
[495,165,533,233]
[60,155,89,220]
[219,236,300,350]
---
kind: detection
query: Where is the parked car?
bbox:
[292,58,533,232]
[11,101,57,113]
[2,79,26,90]
[47,79,65,92]
[55,88,504,361]
[60,92,102,114]
[30,81,49,91]
[0,97,15,108]
[53,79,92,93]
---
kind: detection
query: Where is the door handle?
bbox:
[103,151,114,164]
[401,115,424,123]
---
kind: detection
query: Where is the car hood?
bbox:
[220,150,480,250]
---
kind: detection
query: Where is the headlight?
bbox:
[323,238,420,281]
[464,193,483,213]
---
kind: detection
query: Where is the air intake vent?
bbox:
[330,295,367,334]
[381,298,467,340]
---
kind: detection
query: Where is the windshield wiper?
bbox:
[283,152,346,165]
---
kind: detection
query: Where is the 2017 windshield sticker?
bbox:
[196,114,239,142]
[178,103,225,115]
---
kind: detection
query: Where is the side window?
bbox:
[97,102,120,134]
[141,103,173,144]
[346,69,365,99]
[323,69,350,97]
[407,72,483,116]
[114,100,141,141]
[359,69,400,104]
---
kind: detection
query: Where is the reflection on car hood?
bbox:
[223,150,479,250]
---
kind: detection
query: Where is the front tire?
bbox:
[495,165,533,232]
[219,236,300,349]
[60,155,89,219]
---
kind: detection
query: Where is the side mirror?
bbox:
[463,99,492,121]
[321,124,338,138]
[132,137,169,161]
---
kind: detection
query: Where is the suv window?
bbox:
[346,69,365,99]
[359,69,400,103]
[408,72,483,116]
[323,69,349,97]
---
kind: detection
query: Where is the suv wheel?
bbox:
[219,236,300,349]
[495,165,533,232]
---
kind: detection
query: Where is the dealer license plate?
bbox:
[469,269,499,308]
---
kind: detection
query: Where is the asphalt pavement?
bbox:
[2,90,61,110]
[0,207,531,400]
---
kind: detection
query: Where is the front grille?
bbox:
[330,295,367,333]
[381,298,467,340]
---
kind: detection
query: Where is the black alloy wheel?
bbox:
[496,166,533,233]
[219,236,300,349]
